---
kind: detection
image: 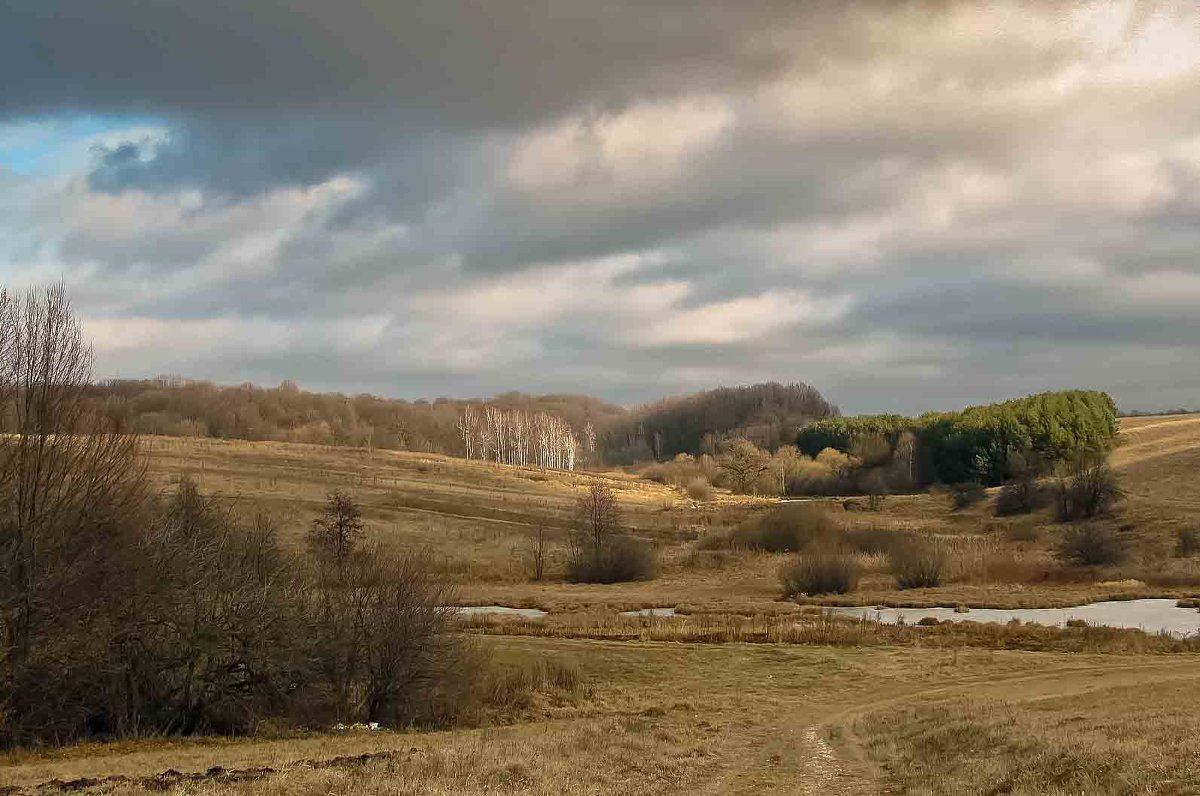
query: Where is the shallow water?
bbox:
[619,607,677,617]
[828,598,1200,637]
[448,605,547,619]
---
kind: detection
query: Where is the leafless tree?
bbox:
[308,490,364,568]
[0,285,144,671]
[581,421,597,466]
[717,437,771,494]
[456,404,477,460]
[458,405,580,471]
[527,525,548,581]
[569,484,620,569]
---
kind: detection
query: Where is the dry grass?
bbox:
[135,421,1200,615]
[5,419,1200,791]
[859,675,1200,794]
[10,636,1198,794]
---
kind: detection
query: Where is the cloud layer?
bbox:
[2,0,1199,412]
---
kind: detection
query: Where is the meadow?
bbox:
[5,415,1200,794]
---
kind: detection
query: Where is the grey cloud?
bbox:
[3,1,1200,414]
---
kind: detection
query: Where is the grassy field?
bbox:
[141,414,1200,613]
[4,415,1200,794]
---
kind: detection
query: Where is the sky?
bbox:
[2,1,1199,414]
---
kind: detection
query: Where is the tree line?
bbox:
[796,390,1119,489]
[83,378,625,458]
[81,377,840,471]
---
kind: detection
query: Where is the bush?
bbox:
[890,536,950,589]
[780,550,859,596]
[565,534,657,583]
[951,482,987,510]
[1003,524,1041,543]
[842,525,897,555]
[1176,528,1200,557]
[686,476,714,502]
[995,479,1049,516]
[1057,525,1125,566]
[564,484,656,582]
[693,530,731,551]
[1055,460,1124,521]
[732,503,836,552]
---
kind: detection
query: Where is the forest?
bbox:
[796,390,1119,489]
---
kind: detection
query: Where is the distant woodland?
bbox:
[85,378,834,466]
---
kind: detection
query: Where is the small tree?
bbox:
[718,437,771,494]
[572,484,620,559]
[566,485,654,583]
[1055,457,1124,521]
[309,490,365,568]
[527,525,549,581]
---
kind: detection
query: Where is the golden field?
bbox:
[4,414,1200,794]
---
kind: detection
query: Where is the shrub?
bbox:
[693,530,731,551]
[780,550,859,596]
[641,463,670,484]
[566,484,654,583]
[1003,524,1041,543]
[1056,524,1125,566]
[565,534,657,583]
[995,479,1049,516]
[951,482,986,510]
[1175,528,1200,557]
[686,476,714,502]
[890,537,950,589]
[1055,460,1124,521]
[842,525,897,555]
[732,503,836,552]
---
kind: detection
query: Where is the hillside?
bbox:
[89,378,837,466]
[9,414,1200,794]
[1113,413,1200,528]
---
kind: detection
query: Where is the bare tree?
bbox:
[0,285,144,669]
[581,421,597,466]
[308,490,365,568]
[566,485,654,583]
[573,485,620,558]
[527,525,549,581]
[717,437,771,494]
[456,404,477,460]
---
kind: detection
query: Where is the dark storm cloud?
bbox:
[0,1,812,123]
[2,1,1200,413]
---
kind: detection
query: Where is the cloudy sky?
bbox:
[2,1,1199,413]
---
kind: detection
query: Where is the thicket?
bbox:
[0,286,503,747]
[796,390,1118,490]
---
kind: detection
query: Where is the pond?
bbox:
[447,605,548,619]
[827,599,1200,637]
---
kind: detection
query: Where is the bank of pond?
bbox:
[450,598,1200,637]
